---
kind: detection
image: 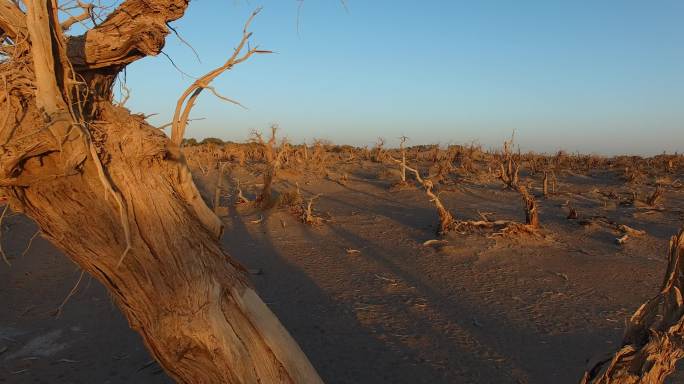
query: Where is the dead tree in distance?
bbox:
[399,135,409,184]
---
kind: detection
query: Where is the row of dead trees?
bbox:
[189,132,681,194]
[206,125,324,225]
[208,131,547,236]
[1,1,682,382]
[381,136,684,383]
[385,135,542,236]
[0,3,323,383]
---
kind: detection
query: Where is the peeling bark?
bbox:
[67,0,189,71]
[1,1,322,382]
[0,1,27,38]
[518,186,539,228]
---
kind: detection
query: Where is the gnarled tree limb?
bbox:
[66,0,190,71]
[2,2,324,382]
[170,7,270,146]
[582,228,684,384]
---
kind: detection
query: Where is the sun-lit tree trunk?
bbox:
[0,1,322,382]
[581,229,684,384]
[399,136,408,183]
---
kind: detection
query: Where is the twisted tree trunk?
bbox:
[582,229,684,384]
[0,1,321,382]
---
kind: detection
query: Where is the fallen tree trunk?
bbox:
[582,228,684,384]
[1,1,321,382]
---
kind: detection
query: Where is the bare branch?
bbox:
[53,269,85,318]
[60,1,94,31]
[205,85,247,109]
[170,8,271,146]
[21,229,40,257]
[166,21,201,63]
[116,81,130,107]
[157,117,205,130]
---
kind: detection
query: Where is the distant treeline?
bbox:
[182,137,237,146]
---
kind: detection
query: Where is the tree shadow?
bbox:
[313,222,621,384]
[222,210,449,384]
[0,212,172,384]
[279,179,441,237]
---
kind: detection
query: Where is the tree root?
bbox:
[616,224,646,245]
[452,218,546,239]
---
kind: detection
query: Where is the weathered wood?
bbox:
[0,0,27,38]
[582,229,684,384]
[1,1,323,382]
[518,186,539,228]
[67,0,190,71]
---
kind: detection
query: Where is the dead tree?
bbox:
[300,193,322,225]
[398,136,408,183]
[252,125,287,207]
[213,161,228,215]
[424,178,456,235]
[234,179,251,205]
[0,2,321,383]
[372,137,385,163]
[402,162,456,235]
[542,170,549,197]
[646,185,663,207]
[517,186,539,228]
[499,135,520,189]
[310,139,327,171]
[582,229,684,384]
[386,136,411,189]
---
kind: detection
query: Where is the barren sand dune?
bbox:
[2,144,683,383]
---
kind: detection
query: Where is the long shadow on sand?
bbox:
[314,222,621,384]
[222,209,449,384]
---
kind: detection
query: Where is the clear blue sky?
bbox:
[120,1,684,155]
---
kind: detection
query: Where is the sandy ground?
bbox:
[1,160,683,383]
